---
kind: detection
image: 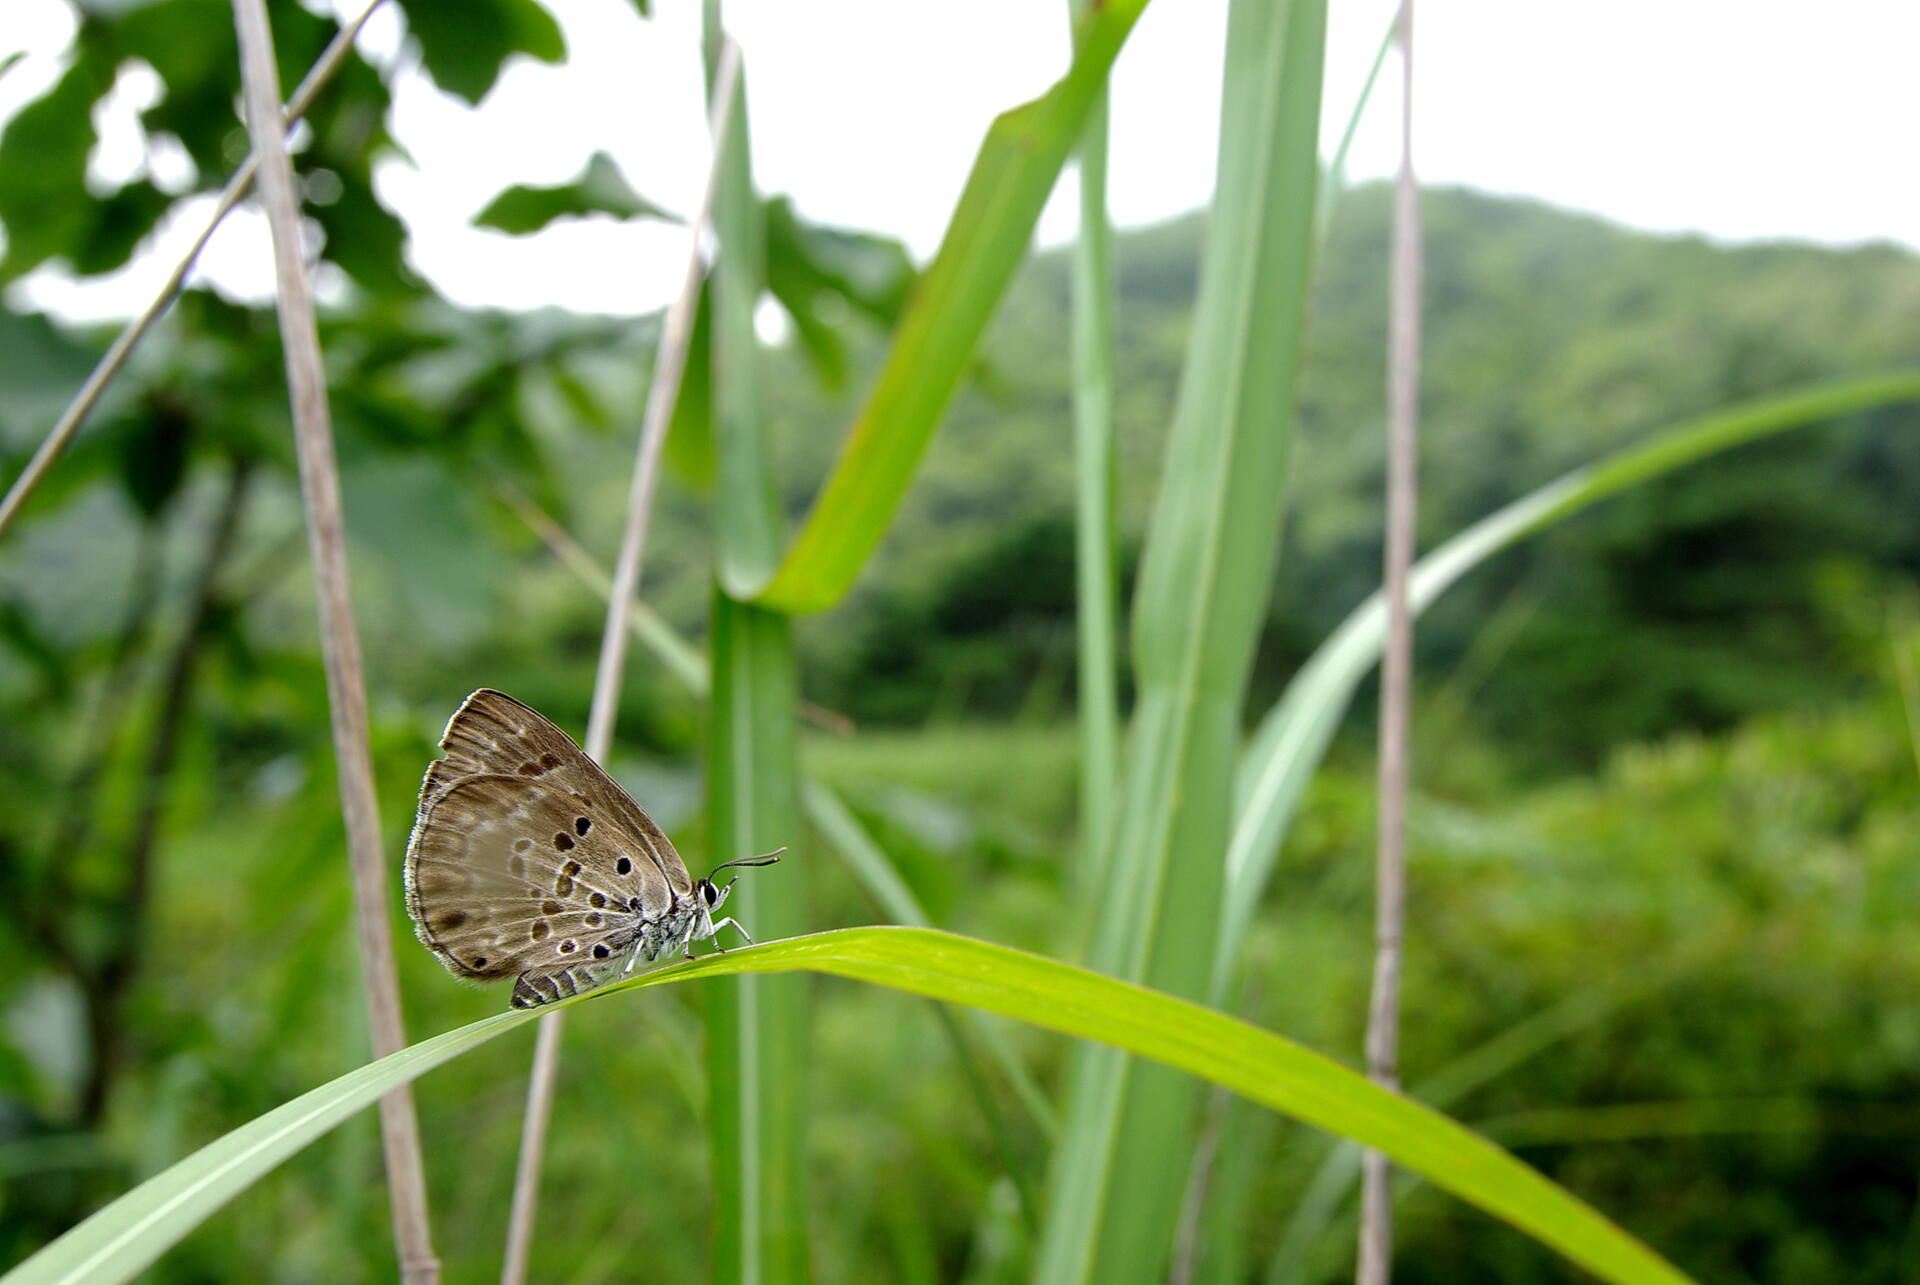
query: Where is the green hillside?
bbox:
[776,185,1920,760]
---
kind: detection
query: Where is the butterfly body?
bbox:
[403,690,776,1010]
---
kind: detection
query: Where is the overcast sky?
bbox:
[4,0,1916,323]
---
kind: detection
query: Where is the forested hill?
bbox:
[790,184,1920,759]
[6,186,1915,767]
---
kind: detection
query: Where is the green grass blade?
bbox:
[1039,1,1327,1278]
[706,596,807,1284]
[1217,370,1920,991]
[749,0,1150,614]
[702,21,808,1281]
[5,929,1692,1285]
[0,1009,525,1285]
[1067,0,1122,889]
[1315,12,1397,236]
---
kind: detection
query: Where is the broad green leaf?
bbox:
[1217,370,1920,992]
[747,0,1151,614]
[473,152,677,235]
[0,38,112,284]
[397,0,564,105]
[1039,1,1326,1278]
[763,196,916,391]
[3,929,1691,1285]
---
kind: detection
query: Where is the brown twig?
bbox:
[0,0,389,542]
[498,37,744,1285]
[229,1,437,1280]
[1359,3,1420,1283]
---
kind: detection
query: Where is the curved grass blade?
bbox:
[6,928,1691,1285]
[1218,370,1920,992]
[747,0,1150,613]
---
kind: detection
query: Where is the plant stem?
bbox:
[497,39,742,1285]
[1068,0,1121,894]
[1359,4,1420,1282]
[229,1,437,1278]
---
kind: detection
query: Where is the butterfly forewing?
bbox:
[404,690,694,995]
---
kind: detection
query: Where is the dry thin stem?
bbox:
[0,0,388,542]
[229,1,437,1280]
[1359,3,1419,1283]
[498,37,744,1285]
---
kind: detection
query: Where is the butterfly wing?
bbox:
[404,690,697,1001]
[418,689,694,892]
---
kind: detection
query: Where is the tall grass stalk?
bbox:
[1037,1,1328,1277]
[1068,0,1121,892]
[0,0,388,540]
[228,0,436,1277]
[702,13,810,1280]
[497,39,742,1285]
[1359,4,1420,1280]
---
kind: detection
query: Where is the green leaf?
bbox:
[1218,369,1920,992]
[309,157,418,299]
[0,37,112,283]
[1039,0,1327,1278]
[397,0,565,105]
[664,278,716,488]
[763,196,916,391]
[3,929,1692,1285]
[746,0,1151,614]
[473,152,677,235]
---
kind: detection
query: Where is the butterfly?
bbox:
[403,689,781,1009]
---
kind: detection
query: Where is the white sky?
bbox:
[3,0,1917,323]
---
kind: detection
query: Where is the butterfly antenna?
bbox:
[711,846,786,874]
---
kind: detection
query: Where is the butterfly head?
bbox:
[695,848,786,931]
[695,876,731,916]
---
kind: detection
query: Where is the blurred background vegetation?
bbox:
[3,0,1919,1281]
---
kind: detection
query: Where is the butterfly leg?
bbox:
[708,917,756,950]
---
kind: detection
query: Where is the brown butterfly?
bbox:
[403,689,781,1009]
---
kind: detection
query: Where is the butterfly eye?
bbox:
[701,881,720,907]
